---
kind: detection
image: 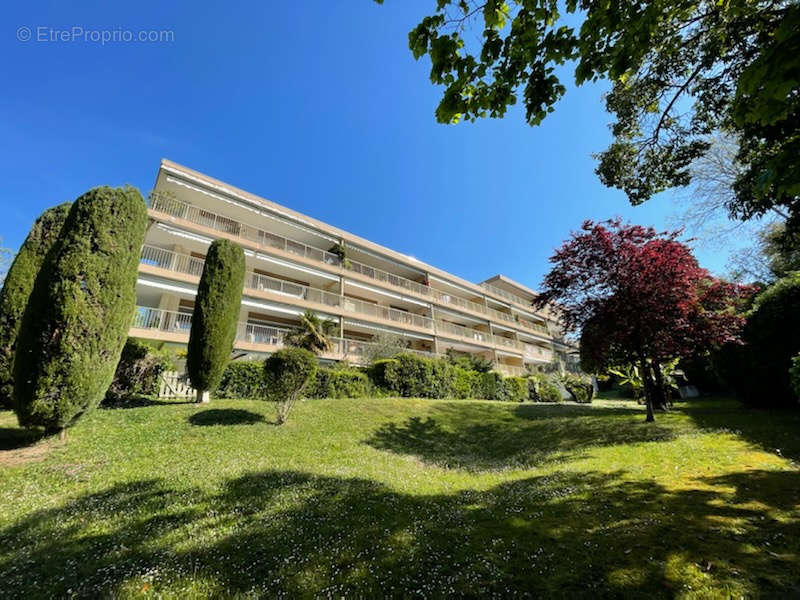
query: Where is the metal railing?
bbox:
[434,320,491,344]
[342,296,434,330]
[247,271,343,308]
[141,245,206,277]
[148,193,553,336]
[148,192,342,267]
[496,364,528,377]
[130,306,441,364]
[131,306,193,333]
[480,282,530,308]
[492,334,524,351]
[524,343,553,360]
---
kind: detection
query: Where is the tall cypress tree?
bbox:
[14,187,147,436]
[187,239,245,403]
[0,203,71,408]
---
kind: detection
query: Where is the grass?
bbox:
[0,394,798,598]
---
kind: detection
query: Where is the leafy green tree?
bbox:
[262,347,317,424]
[186,239,245,403]
[0,203,70,409]
[386,1,800,230]
[13,188,147,437]
[284,310,338,354]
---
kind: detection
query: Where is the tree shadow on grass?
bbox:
[101,395,196,410]
[680,397,800,463]
[0,426,45,451]
[365,402,676,471]
[0,467,798,598]
[188,408,266,427]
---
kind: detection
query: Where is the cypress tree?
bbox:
[0,203,71,408]
[14,186,147,435]
[186,239,245,403]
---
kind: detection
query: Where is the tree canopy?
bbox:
[386,0,800,230]
[534,219,753,420]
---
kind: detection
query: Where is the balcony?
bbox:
[342,296,434,330]
[148,192,342,266]
[130,306,440,364]
[435,320,491,345]
[147,193,551,337]
[523,343,553,361]
[139,246,433,330]
[480,282,530,308]
[496,364,528,377]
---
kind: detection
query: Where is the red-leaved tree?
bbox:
[534,219,754,421]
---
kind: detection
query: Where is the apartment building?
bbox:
[132,159,577,377]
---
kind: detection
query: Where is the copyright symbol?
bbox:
[17,26,32,42]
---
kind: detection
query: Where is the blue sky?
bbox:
[2,1,742,288]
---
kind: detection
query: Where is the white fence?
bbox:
[158,370,196,399]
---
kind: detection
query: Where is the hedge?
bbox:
[528,374,563,403]
[186,239,245,397]
[560,373,594,403]
[215,360,267,399]
[307,367,371,399]
[14,187,147,434]
[0,203,70,409]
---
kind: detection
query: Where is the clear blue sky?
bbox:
[1,1,737,288]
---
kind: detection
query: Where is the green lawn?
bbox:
[1,395,798,598]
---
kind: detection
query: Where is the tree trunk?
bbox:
[196,389,210,404]
[651,363,669,411]
[59,429,66,441]
[640,356,655,422]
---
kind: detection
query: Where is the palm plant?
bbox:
[284,310,338,354]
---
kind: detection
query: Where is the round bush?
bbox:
[186,239,245,397]
[0,203,70,408]
[106,338,175,401]
[14,187,147,434]
[263,348,318,424]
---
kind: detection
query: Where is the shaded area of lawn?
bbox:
[681,397,800,464]
[188,408,267,426]
[0,396,798,598]
[365,402,676,471]
[0,467,798,598]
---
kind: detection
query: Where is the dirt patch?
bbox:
[0,438,63,467]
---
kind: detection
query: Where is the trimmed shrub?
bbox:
[186,239,245,401]
[528,374,562,403]
[561,373,594,403]
[215,360,266,399]
[451,367,483,399]
[0,203,70,408]
[106,338,175,401]
[504,376,529,402]
[307,367,370,399]
[14,187,147,434]
[368,353,455,398]
[263,348,317,424]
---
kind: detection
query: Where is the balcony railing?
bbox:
[130,306,441,364]
[247,271,343,308]
[342,296,434,330]
[148,192,342,267]
[435,320,491,344]
[492,334,524,351]
[132,306,193,334]
[524,343,553,361]
[496,364,528,377]
[480,282,530,308]
[148,193,552,335]
[141,245,206,277]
